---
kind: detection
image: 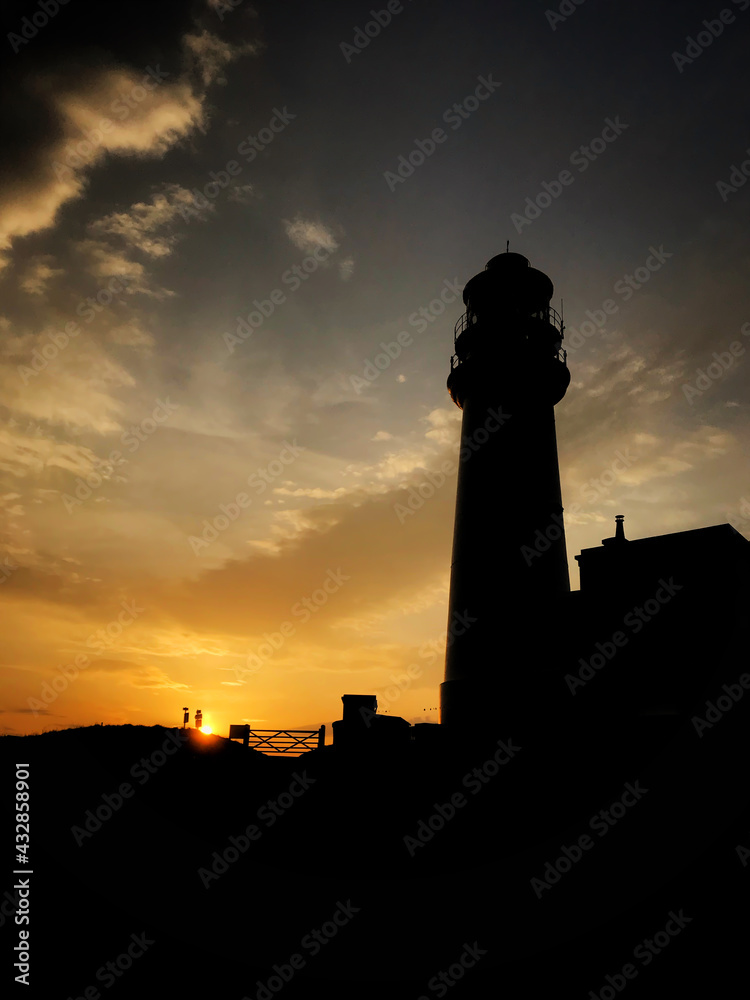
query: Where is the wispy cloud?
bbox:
[88,185,198,258]
[283,216,339,255]
[20,256,64,296]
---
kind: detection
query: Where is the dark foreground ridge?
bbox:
[2,717,750,997]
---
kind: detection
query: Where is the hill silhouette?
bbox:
[2,716,750,996]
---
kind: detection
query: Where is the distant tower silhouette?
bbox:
[195,709,202,730]
[441,252,571,733]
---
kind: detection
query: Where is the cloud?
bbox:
[0,707,50,716]
[128,665,190,690]
[1,337,133,433]
[107,320,155,350]
[228,184,255,204]
[0,4,261,274]
[88,185,199,258]
[283,216,339,255]
[54,68,205,158]
[0,424,105,479]
[339,258,355,281]
[184,29,259,86]
[0,171,84,275]
[564,426,736,501]
[20,256,64,296]
[273,486,350,499]
[585,351,648,398]
[423,408,461,447]
[0,72,205,273]
[75,239,174,299]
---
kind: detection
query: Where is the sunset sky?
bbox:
[1,0,749,739]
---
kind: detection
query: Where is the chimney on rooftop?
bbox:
[603,514,628,546]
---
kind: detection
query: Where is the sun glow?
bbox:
[201,726,213,735]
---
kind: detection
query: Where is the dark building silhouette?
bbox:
[441,251,571,736]
[332,694,410,749]
[569,516,750,764]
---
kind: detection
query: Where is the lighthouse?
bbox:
[440,252,571,735]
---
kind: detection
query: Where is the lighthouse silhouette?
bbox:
[440,251,571,737]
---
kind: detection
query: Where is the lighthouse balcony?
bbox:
[453,305,565,341]
[451,307,567,371]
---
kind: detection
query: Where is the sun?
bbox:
[201,726,213,735]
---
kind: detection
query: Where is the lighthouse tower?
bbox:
[440,252,571,735]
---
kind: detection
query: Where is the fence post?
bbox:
[318,724,325,749]
[243,724,249,748]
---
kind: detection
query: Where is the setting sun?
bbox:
[201,726,213,735]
